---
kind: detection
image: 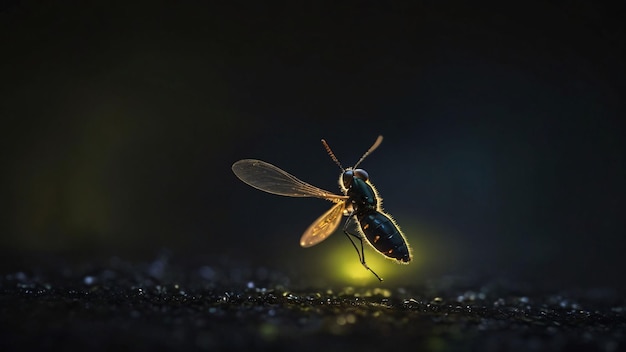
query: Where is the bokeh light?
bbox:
[322,228,425,285]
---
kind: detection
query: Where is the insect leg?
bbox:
[343,215,383,282]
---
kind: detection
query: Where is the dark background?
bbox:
[1,2,624,289]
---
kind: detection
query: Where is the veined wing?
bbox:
[300,202,345,247]
[232,159,346,202]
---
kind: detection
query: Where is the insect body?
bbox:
[231,135,411,281]
[345,172,411,264]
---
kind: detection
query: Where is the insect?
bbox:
[231,135,411,281]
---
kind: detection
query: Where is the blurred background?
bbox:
[1,2,624,289]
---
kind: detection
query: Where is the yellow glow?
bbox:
[323,231,424,285]
[305,216,455,286]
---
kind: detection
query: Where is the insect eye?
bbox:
[353,169,369,181]
[341,170,354,188]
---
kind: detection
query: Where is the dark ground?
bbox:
[1,255,624,352]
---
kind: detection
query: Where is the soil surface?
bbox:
[1,257,624,352]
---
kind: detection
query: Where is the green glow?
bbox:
[323,231,424,284]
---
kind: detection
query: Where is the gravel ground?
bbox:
[1,257,624,352]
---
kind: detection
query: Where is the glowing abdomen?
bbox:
[357,211,411,263]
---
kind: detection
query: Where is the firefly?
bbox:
[232,135,411,281]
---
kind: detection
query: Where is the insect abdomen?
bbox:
[357,211,411,263]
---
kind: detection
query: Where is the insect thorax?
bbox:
[347,177,378,211]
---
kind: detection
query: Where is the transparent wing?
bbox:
[300,202,346,247]
[232,159,347,202]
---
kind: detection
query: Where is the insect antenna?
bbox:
[353,135,383,168]
[321,139,345,171]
